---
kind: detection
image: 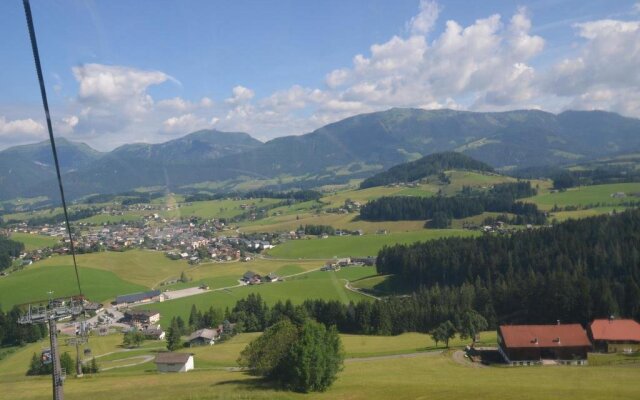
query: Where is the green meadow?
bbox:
[266,229,478,259]
[9,232,60,250]
[526,182,640,210]
[0,265,144,307]
[1,330,639,400]
[146,269,371,328]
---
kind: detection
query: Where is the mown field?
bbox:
[1,330,639,400]
[9,232,60,251]
[0,265,145,307]
[526,182,640,210]
[266,229,478,259]
[146,269,373,328]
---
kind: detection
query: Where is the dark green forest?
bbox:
[0,236,24,271]
[359,181,544,225]
[360,151,494,189]
[377,209,640,324]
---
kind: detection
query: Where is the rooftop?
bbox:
[155,352,193,364]
[590,319,640,342]
[500,324,591,348]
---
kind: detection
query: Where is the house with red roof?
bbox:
[589,318,640,353]
[498,324,591,366]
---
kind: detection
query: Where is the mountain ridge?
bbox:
[1,109,639,200]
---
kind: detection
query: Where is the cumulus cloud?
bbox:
[544,18,640,115]
[407,0,440,35]
[162,113,211,134]
[0,116,45,136]
[225,86,255,104]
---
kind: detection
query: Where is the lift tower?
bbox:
[18,297,85,400]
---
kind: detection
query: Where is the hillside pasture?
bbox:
[0,265,145,308]
[266,229,478,259]
[36,250,190,288]
[147,270,370,328]
[239,211,428,234]
[9,232,60,250]
[526,182,640,210]
[1,331,639,400]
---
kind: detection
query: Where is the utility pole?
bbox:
[18,297,85,400]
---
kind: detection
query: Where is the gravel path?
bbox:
[345,350,443,363]
[451,350,487,368]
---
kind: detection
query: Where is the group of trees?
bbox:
[184,189,322,203]
[0,306,47,346]
[0,236,24,271]
[300,224,335,236]
[190,293,488,338]
[360,181,545,226]
[359,152,494,189]
[377,209,640,324]
[238,318,344,393]
[27,351,98,376]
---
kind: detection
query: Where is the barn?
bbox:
[589,318,640,353]
[154,352,194,373]
[498,324,591,366]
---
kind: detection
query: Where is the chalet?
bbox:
[241,271,261,285]
[114,290,164,306]
[154,352,194,373]
[589,318,640,353]
[141,326,166,340]
[188,328,218,346]
[498,324,591,366]
[123,310,161,326]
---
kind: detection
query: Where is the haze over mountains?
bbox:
[1,108,640,201]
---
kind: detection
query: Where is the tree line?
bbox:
[359,181,544,226]
[0,306,47,346]
[187,292,489,338]
[360,151,494,189]
[377,209,640,324]
[0,236,24,270]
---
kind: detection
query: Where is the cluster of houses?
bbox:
[8,216,278,267]
[321,256,376,271]
[497,318,640,366]
[241,271,280,285]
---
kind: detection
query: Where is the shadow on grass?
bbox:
[213,373,288,393]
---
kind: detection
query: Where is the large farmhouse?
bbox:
[498,324,592,366]
[188,328,218,346]
[589,318,640,353]
[154,352,194,373]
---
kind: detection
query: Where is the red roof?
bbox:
[590,319,640,342]
[500,324,591,348]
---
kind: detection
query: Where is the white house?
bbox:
[154,352,194,373]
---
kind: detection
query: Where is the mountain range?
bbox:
[1,108,640,201]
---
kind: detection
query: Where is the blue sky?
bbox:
[1,0,639,150]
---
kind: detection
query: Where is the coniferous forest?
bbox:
[377,209,640,325]
[359,181,545,225]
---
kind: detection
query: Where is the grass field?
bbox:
[526,182,640,210]
[239,212,428,234]
[35,250,190,288]
[147,269,370,328]
[2,330,639,400]
[159,198,282,220]
[0,265,145,307]
[266,229,478,259]
[9,232,60,250]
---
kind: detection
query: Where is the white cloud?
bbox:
[0,116,45,136]
[225,85,255,104]
[544,18,640,116]
[157,97,191,111]
[162,113,211,134]
[407,0,440,35]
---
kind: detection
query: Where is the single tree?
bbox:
[458,310,488,345]
[432,320,456,348]
[166,317,182,351]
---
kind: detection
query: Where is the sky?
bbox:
[1,0,639,151]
